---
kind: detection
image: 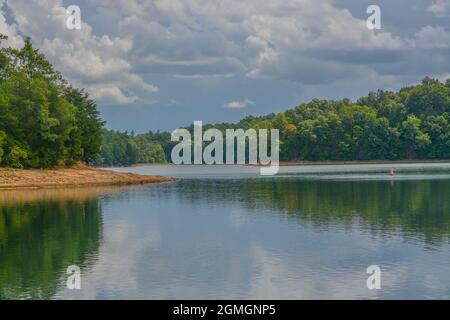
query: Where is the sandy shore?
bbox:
[0,166,175,190]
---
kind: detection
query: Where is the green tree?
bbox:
[0,35,104,168]
[401,115,431,158]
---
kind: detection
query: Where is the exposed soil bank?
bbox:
[0,166,175,190]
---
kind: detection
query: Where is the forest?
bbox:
[0,35,448,168]
[0,36,103,168]
[94,129,170,166]
[98,77,449,165]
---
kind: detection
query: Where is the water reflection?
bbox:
[0,188,104,299]
[1,168,450,299]
[167,178,450,245]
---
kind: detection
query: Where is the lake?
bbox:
[1,163,450,299]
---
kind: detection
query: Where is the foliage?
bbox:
[94,129,167,166]
[0,36,104,168]
[104,77,449,164]
[1,35,447,167]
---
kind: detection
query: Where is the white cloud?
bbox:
[2,0,157,105]
[0,0,449,107]
[415,26,450,48]
[224,99,254,109]
[87,86,138,105]
[0,0,22,48]
[78,0,410,85]
[427,0,450,17]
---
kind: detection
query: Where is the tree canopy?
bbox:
[0,35,448,167]
[0,36,104,168]
[100,76,449,164]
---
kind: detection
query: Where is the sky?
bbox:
[0,0,449,132]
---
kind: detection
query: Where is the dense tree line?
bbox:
[277,77,449,160]
[0,34,448,167]
[94,130,168,166]
[0,36,103,168]
[103,76,448,165]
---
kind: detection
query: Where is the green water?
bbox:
[1,163,450,299]
[0,193,102,299]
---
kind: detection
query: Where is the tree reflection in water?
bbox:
[0,188,105,299]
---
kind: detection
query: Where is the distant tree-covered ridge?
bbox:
[0,35,104,168]
[94,129,169,166]
[0,34,448,168]
[98,77,449,166]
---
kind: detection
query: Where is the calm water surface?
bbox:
[1,163,450,299]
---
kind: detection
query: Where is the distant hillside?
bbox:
[97,77,450,166]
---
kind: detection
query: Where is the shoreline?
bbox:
[0,166,175,190]
[276,159,450,166]
[122,159,450,167]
